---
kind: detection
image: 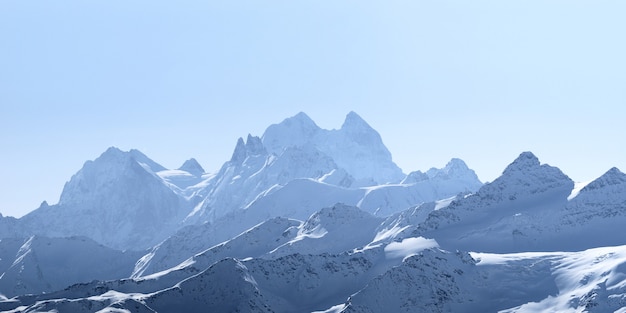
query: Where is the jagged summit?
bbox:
[178,158,204,176]
[479,151,573,199]
[231,135,267,163]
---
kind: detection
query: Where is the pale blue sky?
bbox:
[1,1,625,217]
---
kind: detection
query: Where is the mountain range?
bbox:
[1,112,625,312]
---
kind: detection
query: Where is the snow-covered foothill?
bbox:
[0,236,143,297]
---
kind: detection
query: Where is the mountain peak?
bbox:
[291,111,316,125]
[446,158,469,169]
[276,112,318,131]
[341,111,372,131]
[101,146,125,159]
[261,112,321,155]
[502,151,540,175]
[476,151,573,201]
[581,167,626,192]
[178,158,205,176]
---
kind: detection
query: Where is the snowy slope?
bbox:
[17,147,187,250]
[0,236,143,297]
[132,217,301,277]
[143,258,273,313]
[184,135,348,224]
[268,204,383,258]
[133,204,379,277]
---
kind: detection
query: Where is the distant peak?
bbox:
[102,146,125,157]
[283,112,318,128]
[502,151,540,174]
[293,111,314,122]
[179,158,205,175]
[401,170,429,184]
[581,167,626,191]
[341,111,372,130]
[445,158,470,170]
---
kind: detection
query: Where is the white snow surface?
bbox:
[384,237,439,260]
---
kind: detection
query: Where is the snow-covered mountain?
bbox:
[3,151,626,313]
[17,147,187,250]
[1,112,481,254]
[7,112,626,312]
[134,165,480,278]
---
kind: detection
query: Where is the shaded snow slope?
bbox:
[417,152,575,252]
[132,217,301,277]
[268,204,384,258]
[0,236,143,297]
[134,204,380,277]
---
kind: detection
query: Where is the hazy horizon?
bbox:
[2,1,625,217]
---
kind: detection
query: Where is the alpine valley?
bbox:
[1,112,625,313]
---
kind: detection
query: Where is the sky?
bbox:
[1,1,625,218]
